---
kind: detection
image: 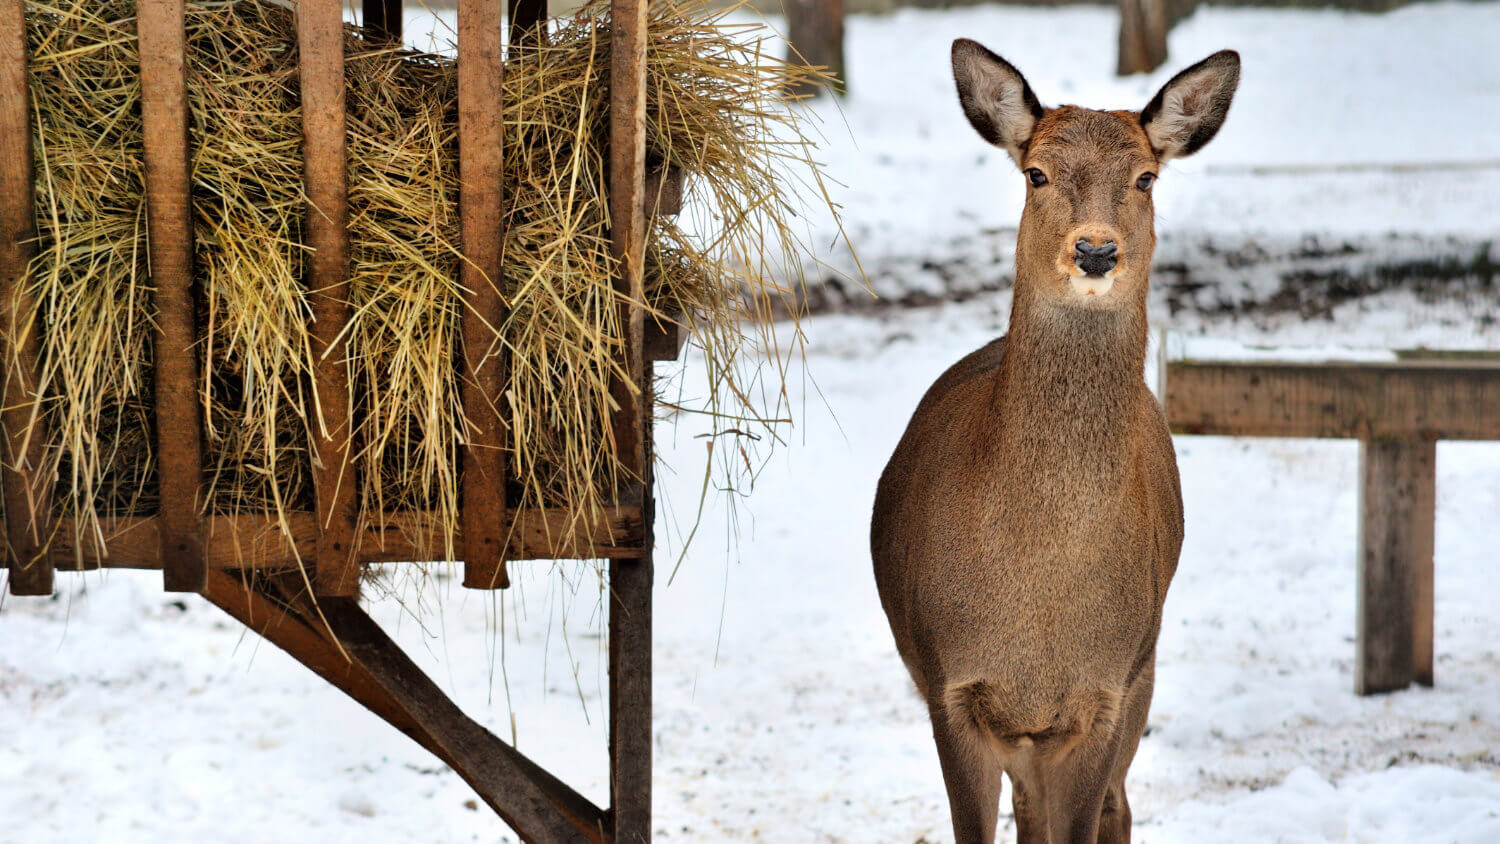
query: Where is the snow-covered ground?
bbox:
[5,2,1500,843]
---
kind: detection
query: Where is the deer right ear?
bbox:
[952,39,1043,165]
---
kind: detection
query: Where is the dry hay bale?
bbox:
[19,0,840,568]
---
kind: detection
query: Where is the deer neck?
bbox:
[990,283,1149,519]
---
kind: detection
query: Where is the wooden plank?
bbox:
[0,0,54,596]
[608,556,654,843]
[362,0,403,42]
[0,506,647,572]
[457,0,511,590]
[138,0,206,593]
[203,572,607,841]
[1355,438,1436,695]
[508,0,547,49]
[298,0,359,597]
[607,0,649,506]
[1165,360,1500,441]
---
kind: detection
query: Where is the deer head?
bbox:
[952,41,1239,309]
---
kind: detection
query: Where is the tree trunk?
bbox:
[787,0,846,97]
[1118,0,1168,75]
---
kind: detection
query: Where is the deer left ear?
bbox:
[1140,50,1240,161]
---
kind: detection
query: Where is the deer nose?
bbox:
[1074,239,1118,276]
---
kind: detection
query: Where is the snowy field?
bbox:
[5,2,1500,843]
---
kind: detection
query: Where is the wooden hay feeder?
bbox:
[1,0,685,839]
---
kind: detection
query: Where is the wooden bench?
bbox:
[1164,351,1500,695]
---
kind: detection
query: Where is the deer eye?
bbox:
[1136,172,1156,192]
[1025,168,1048,188]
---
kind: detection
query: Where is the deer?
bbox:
[870,42,1239,844]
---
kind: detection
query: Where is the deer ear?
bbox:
[1140,50,1240,161]
[952,39,1043,165]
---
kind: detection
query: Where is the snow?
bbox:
[4,3,1500,842]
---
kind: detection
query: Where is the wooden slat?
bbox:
[1355,438,1436,695]
[138,0,206,593]
[362,0,403,42]
[608,547,653,843]
[1,506,647,572]
[508,0,547,49]
[298,0,359,597]
[1166,360,1500,441]
[457,0,511,590]
[0,0,54,596]
[606,0,649,505]
[203,572,605,841]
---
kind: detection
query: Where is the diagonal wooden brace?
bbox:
[201,571,605,842]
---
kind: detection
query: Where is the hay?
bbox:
[21,0,836,565]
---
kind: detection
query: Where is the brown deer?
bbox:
[870,42,1239,844]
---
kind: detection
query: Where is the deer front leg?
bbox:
[929,699,1005,844]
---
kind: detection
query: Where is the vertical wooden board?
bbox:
[457,0,510,590]
[363,0,404,42]
[0,0,54,595]
[609,555,653,842]
[1355,438,1436,695]
[138,0,206,593]
[299,0,359,596]
[607,0,649,503]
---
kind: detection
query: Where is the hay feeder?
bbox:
[0,0,685,838]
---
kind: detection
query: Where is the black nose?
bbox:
[1074,239,1118,276]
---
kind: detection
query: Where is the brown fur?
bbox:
[872,42,1238,844]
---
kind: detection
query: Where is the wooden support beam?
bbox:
[202,571,606,841]
[138,0,206,594]
[1165,359,1500,441]
[457,0,512,590]
[608,554,653,843]
[0,0,55,596]
[607,0,649,504]
[1356,438,1436,695]
[1117,0,1168,75]
[298,0,359,597]
[1,506,646,572]
[362,0,404,43]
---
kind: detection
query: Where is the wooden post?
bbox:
[363,0,404,43]
[0,0,55,596]
[299,0,360,597]
[1356,437,1436,694]
[1117,0,1168,75]
[785,0,845,97]
[139,0,207,594]
[607,0,652,837]
[457,0,511,590]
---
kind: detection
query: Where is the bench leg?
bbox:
[1356,437,1436,695]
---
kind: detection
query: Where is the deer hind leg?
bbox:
[928,698,1005,844]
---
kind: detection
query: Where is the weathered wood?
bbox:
[1356,438,1436,694]
[298,0,359,597]
[509,0,547,49]
[2,506,647,571]
[0,0,54,596]
[203,572,607,841]
[1165,360,1500,441]
[362,0,403,42]
[643,165,684,218]
[139,0,206,593]
[608,534,653,841]
[642,319,684,363]
[1118,0,1168,75]
[457,0,512,590]
[607,0,649,505]
[785,0,846,96]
